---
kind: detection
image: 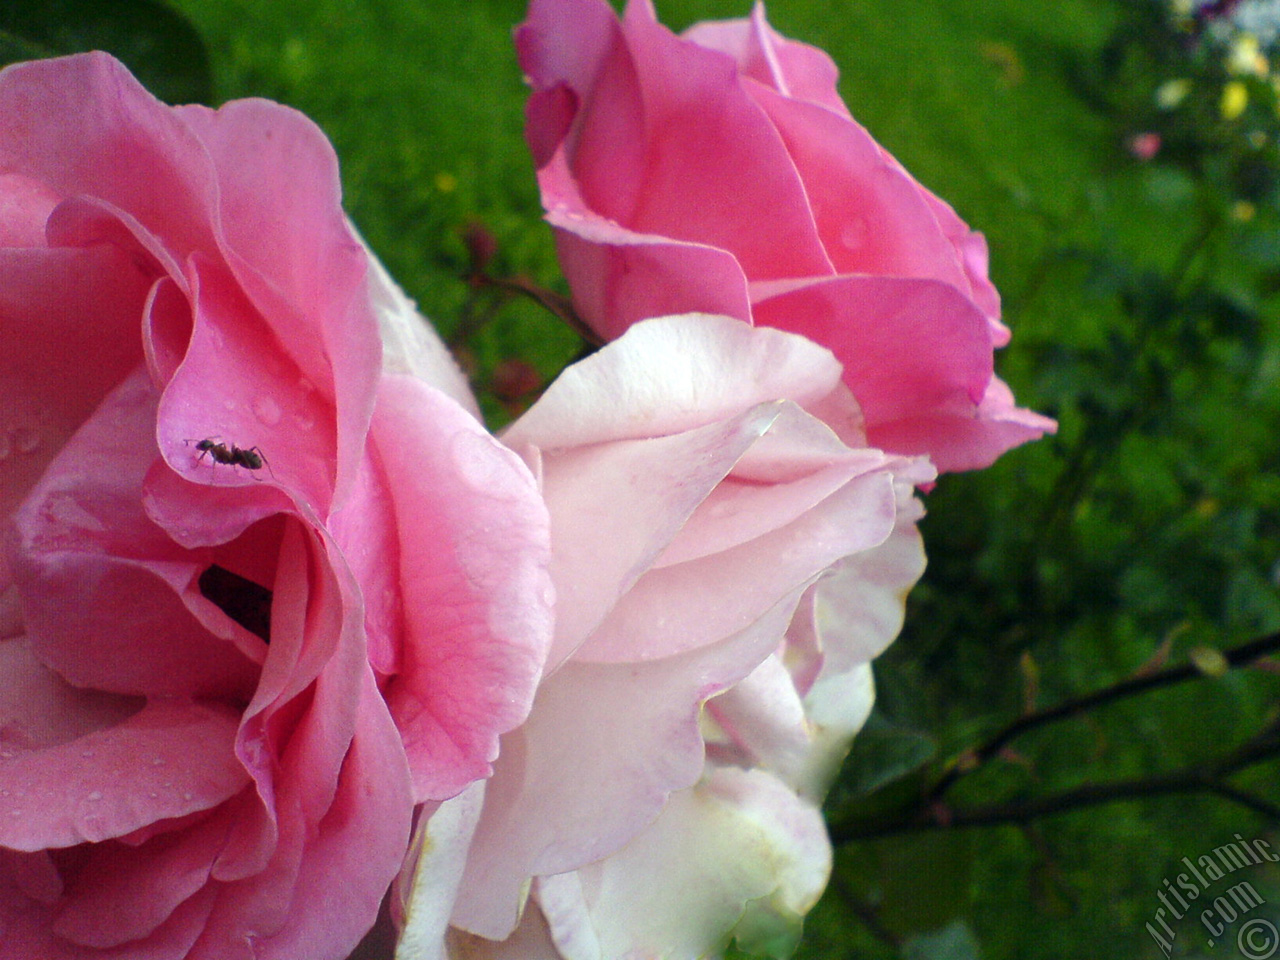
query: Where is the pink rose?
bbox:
[517,0,1055,472]
[0,54,551,959]
[395,314,932,955]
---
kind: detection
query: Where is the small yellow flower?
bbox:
[1232,199,1257,222]
[434,171,458,193]
[1222,80,1249,120]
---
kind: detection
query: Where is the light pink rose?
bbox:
[441,502,930,960]
[517,0,1055,473]
[393,314,933,956]
[0,54,552,960]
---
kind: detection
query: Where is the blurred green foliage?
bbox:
[0,0,211,102]
[20,0,1280,955]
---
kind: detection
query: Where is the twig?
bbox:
[473,274,601,346]
[831,723,1280,842]
[926,630,1280,803]
[828,633,1280,844]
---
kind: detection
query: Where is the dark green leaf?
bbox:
[0,0,212,104]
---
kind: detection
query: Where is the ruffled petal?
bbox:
[0,699,248,852]
[504,313,843,450]
[176,100,381,509]
[247,670,413,960]
[0,245,150,523]
[536,766,830,960]
[364,375,552,801]
[0,54,219,266]
[394,781,486,960]
[519,0,831,281]
[451,589,803,941]
[577,465,897,663]
[747,83,975,289]
[751,274,1054,470]
[683,4,849,116]
[534,406,780,667]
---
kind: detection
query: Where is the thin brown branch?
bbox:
[925,630,1280,804]
[474,274,601,346]
[831,719,1280,843]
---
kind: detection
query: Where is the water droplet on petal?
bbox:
[150,756,166,767]
[840,217,867,251]
[252,395,282,426]
[86,791,102,802]
[181,792,193,802]
[452,432,505,490]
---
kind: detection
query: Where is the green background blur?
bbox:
[5,0,1280,957]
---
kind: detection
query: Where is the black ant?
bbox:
[188,438,270,478]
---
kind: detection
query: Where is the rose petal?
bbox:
[813,482,927,674]
[793,662,876,798]
[868,374,1060,473]
[244,670,413,960]
[536,766,830,960]
[577,467,897,663]
[538,405,783,667]
[0,883,219,960]
[359,226,478,417]
[0,698,249,851]
[0,847,61,903]
[705,654,811,783]
[520,0,832,280]
[0,172,60,246]
[20,555,259,700]
[395,781,486,960]
[750,274,1054,470]
[0,638,142,752]
[504,313,843,451]
[156,255,337,516]
[364,375,552,801]
[684,5,850,117]
[452,589,803,940]
[445,908,562,960]
[176,100,381,509]
[0,53,219,266]
[747,82,975,289]
[52,808,232,948]
[0,245,150,522]
[919,188,1004,331]
[11,370,260,699]
[191,641,395,960]
[654,409,896,568]
[547,210,754,340]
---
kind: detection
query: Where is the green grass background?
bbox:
[8,0,1280,956]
